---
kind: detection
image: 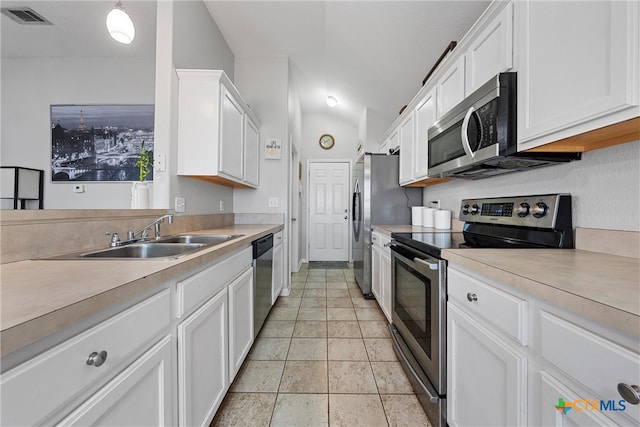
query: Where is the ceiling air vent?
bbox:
[1,7,52,25]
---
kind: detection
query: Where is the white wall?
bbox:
[299,113,359,260]
[423,140,640,232]
[154,0,236,214]
[1,56,155,209]
[358,108,395,154]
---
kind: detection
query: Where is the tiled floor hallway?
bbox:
[212,263,431,426]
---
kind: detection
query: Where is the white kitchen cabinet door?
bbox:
[371,233,382,302]
[538,371,616,427]
[178,288,228,427]
[465,2,513,96]
[387,127,399,152]
[379,249,392,323]
[228,267,254,381]
[398,112,416,185]
[448,303,527,427]
[271,234,284,305]
[516,0,639,150]
[219,85,244,181]
[57,335,174,427]
[436,55,465,119]
[414,89,436,180]
[243,115,260,187]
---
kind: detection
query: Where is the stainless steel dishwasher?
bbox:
[252,234,273,337]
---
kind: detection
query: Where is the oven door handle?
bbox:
[390,243,441,270]
[414,257,439,270]
[390,327,440,404]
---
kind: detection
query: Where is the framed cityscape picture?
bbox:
[50,104,154,182]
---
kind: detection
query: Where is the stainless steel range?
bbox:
[389,194,573,427]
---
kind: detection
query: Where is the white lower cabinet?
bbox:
[58,335,174,426]
[448,264,640,427]
[447,303,527,426]
[228,268,254,381]
[371,231,392,322]
[0,289,172,426]
[272,231,284,304]
[178,287,229,427]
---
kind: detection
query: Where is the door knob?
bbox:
[344,216,348,220]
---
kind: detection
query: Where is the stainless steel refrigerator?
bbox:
[352,153,422,296]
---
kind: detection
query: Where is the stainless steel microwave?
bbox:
[427,72,580,179]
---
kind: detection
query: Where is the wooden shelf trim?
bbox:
[184,175,254,189]
[404,177,452,188]
[525,116,640,153]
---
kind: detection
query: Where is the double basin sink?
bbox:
[48,234,244,260]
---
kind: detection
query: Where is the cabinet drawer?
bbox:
[448,268,528,345]
[1,289,171,426]
[274,231,283,247]
[177,246,252,317]
[540,311,640,425]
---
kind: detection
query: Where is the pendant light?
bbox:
[106,1,135,44]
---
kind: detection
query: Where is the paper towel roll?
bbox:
[411,206,423,226]
[422,208,437,228]
[435,210,452,230]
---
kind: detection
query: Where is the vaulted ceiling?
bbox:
[1,0,490,127]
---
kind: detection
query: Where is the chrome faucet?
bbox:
[129,214,174,240]
[108,214,174,247]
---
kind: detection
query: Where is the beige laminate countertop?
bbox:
[443,248,640,339]
[0,224,283,356]
[372,224,639,338]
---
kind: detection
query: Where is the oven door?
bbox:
[390,242,446,395]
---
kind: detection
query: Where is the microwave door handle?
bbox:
[461,106,476,159]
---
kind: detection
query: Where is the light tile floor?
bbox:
[212,264,431,427]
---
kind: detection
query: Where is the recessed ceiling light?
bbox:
[326,96,338,107]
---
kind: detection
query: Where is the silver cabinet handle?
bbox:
[414,257,438,270]
[618,383,640,404]
[86,351,108,367]
[466,293,478,302]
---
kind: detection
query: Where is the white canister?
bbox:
[422,208,437,228]
[411,206,423,226]
[434,209,452,230]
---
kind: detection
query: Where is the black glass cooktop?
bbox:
[391,232,467,258]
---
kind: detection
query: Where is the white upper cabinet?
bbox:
[465,2,513,95]
[176,69,261,188]
[243,115,260,187]
[414,89,436,180]
[515,0,640,150]
[436,55,465,119]
[398,112,415,185]
[219,85,244,180]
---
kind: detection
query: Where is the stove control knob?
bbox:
[462,204,470,215]
[515,202,530,218]
[531,202,548,218]
[470,204,480,215]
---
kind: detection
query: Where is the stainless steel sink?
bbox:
[80,243,207,259]
[44,234,244,260]
[154,234,242,245]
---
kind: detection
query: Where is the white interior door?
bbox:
[308,162,350,261]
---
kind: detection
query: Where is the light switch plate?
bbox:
[268,197,279,208]
[73,184,85,193]
[175,197,185,213]
[154,154,166,172]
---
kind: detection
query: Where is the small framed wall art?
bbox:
[265,138,282,159]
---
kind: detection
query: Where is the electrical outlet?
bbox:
[219,200,225,211]
[268,197,279,208]
[175,197,186,213]
[430,200,441,209]
[73,184,85,193]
